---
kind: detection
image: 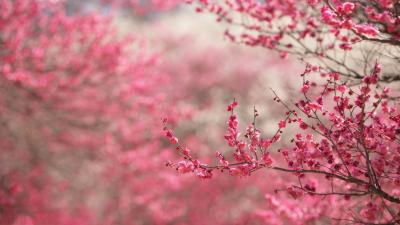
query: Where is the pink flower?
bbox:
[338,2,355,15]
[299,122,308,130]
[321,8,335,21]
[279,51,288,59]
[354,24,379,36]
[177,161,194,174]
[337,85,347,93]
[229,168,242,176]
[379,0,394,8]
[301,84,310,93]
[227,100,238,111]
[278,120,286,128]
[286,186,303,199]
[262,139,272,149]
[307,0,320,6]
[170,137,178,145]
[182,147,190,156]
[308,102,323,111]
[339,43,353,51]
[262,153,273,167]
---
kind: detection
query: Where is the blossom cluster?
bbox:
[186,0,400,66]
[164,62,400,224]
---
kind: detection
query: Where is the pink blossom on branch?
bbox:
[164,62,400,224]
[184,0,400,82]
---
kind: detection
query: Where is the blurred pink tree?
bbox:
[0,1,285,224]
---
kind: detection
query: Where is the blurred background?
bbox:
[0,1,307,224]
